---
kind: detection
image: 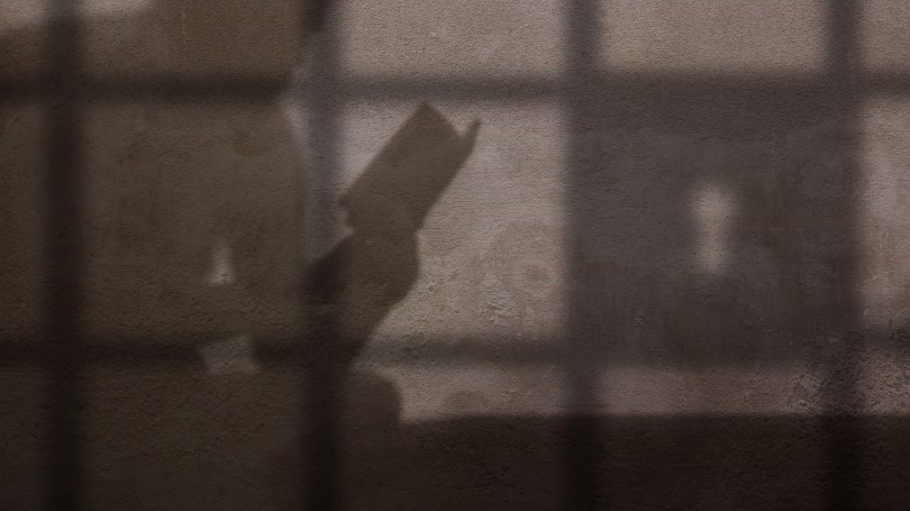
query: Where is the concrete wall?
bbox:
[3,1,910,509]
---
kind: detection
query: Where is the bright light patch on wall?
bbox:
[861,0,910,74]
[858,97,910,328]
[83,0,153,15]
[599,365,826,416]
[1,0,153,30]
[339,0,564,78]
[692,182,735,275]
[205,238,236,286]
[599,0,825,76]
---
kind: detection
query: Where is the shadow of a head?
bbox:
[307,104,480,351]
[341,103,481,234]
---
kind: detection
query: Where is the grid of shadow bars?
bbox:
[2,0,910,510]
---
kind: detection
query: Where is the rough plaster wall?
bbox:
[3,0,910,510]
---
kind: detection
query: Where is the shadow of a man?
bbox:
[1,1,480,509]
[307,104,480,363]
[298,102,479,509]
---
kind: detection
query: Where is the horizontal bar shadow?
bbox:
[3,72,910,104]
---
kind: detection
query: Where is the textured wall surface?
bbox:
[3,1,910,509]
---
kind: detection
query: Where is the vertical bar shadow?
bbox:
[44,0,85,510]
[564,0,604,508]
[824,2,863,509]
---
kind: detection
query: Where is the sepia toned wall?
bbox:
[3,1,910,509]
